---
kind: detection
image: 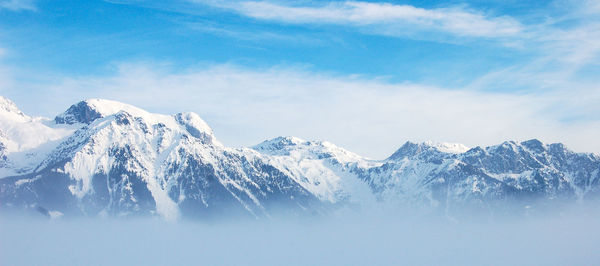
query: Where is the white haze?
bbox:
[2,208,600,266]
[2,63,599,159]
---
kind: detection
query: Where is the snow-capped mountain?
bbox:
[1,96,599,220]
[0,97,325,220]
[0,97,78,177]
[250,137,599,217]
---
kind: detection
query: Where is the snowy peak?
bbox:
[387,141,422,160]
[253,136,307,152]
[1,95,599,220]
[55,99,217,145]
[520,139,546,154]
[488,140,519,153]
[423,141,470,154]
[0,96,29,122]
[388,141,469,160]
[0,96,25,115]
[55,99,152,125]
[174,112,216,145]
[252,136,362,161]
[482,140,547,160]
[251,136,371,204]
[0,96,77,176]
[55,100,103,124]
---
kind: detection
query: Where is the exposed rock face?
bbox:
[55,101,104,125]
[1,96,599,220]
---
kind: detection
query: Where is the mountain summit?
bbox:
[1,96,599,220]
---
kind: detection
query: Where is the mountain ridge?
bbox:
[1,96,598,220]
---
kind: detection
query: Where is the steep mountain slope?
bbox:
[253,138,600,216]
[0,98,325,220]
[253,136,377,205]
[0,97,77,177]
[1,96,599,220]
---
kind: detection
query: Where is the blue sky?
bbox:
[0,0,599,158]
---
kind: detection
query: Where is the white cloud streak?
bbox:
[0,1,597,158]
[0,0,36,11]
[3,63,599,159]
[186,1,599,81]
[195,0,522,38]
[466,1,600,99]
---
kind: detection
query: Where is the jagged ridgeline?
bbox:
[1,96,599,220]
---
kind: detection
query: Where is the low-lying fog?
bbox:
[2,208,600,266]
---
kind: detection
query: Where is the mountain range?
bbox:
[1,96,599,220]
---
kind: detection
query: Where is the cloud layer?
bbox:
[3,62,598,159]
[0,1,598,158]
[196,0,522,38]
[0,0,35,11]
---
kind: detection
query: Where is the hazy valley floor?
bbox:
[2,210,600,266]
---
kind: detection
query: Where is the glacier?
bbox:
[1,96,599,221]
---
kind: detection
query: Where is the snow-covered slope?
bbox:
[253,136,377,204]
[0,96,78,177]
[1,99,324,220]
[1,96,599,220]
[253,139,600,215]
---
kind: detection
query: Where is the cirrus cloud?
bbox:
[193,0,522,38]
[0,0,36,11]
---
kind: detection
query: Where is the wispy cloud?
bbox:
[0,0,36,11]
[467,1,600,95]
[194,1,522,38]
[181,21,329,46]
[0,1,598,158]
[3,62,599,158]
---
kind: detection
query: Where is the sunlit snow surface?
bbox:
[2,96,600,221]
[1,98,600,265]
[2,210,600,266]
[0,97,78,177]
